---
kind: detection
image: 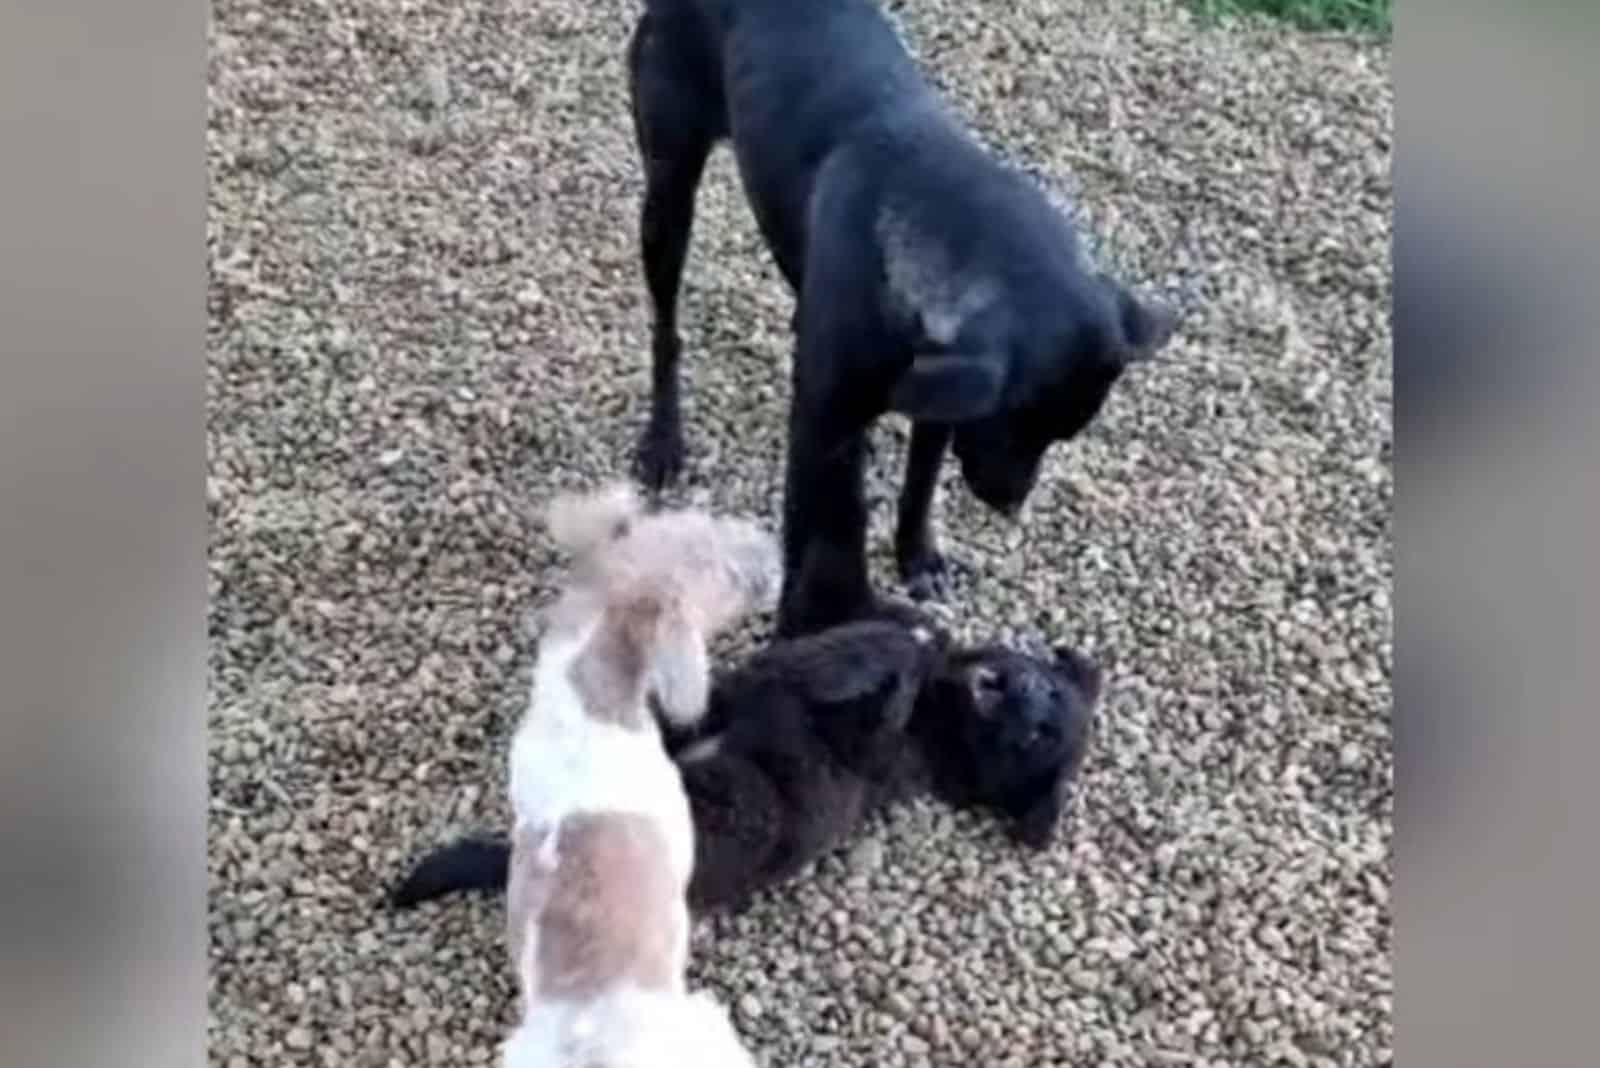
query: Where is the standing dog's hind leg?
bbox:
[628,14,722,493]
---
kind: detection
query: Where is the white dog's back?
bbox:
[509,622,696,881]
[501,988,757,1068]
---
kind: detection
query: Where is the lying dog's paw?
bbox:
[635,421,686,493]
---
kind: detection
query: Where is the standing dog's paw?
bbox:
[634,421,686,493]
[862,596,940,636]
[899,548,956,602]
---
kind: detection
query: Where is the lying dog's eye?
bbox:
[974,667,1003,692]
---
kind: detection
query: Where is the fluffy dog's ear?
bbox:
[888,354,1007,422]
[545,482,643,556]
[647,608,711,730]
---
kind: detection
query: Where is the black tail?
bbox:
[389,836,511,909]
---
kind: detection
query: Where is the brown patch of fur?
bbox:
[532,811,682,1000]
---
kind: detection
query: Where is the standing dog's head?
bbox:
[920,641,1103,848]
[545,483,781,729]
[889,272,1176,516]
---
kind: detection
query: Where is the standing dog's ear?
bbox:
[888,354,1008,422]
[1099,277,1178,364]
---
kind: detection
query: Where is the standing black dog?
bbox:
[629,0,1178,636]
[389,619,1101,914]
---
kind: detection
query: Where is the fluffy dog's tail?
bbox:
[388,836,510,909]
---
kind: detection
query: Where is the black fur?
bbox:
[389,618,1101,914]
[915,642,1102,849]
[668,619,943,906]
[389,836,509,910]
[628,0,1177,636]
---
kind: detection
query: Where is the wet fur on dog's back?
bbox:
[629,0,1179,636]
[392,618,1101,916]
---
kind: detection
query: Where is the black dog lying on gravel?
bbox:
[628,0,1177,637]
[391,619,1101,914]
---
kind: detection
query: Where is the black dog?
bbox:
[628,0,1177,636]
[390,619,1101,914]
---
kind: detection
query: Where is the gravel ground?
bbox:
[207,0,1391,1064]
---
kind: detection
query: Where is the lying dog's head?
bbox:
[889,274,1176,516]
[921,641,1102,848]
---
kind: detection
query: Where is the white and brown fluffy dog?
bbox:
[500,483,777,1068]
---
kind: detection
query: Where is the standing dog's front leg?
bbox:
[778,416,875,638]
[895,421,954,601]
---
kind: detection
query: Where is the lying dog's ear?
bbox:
[1100,277,1178,364]
[647,609,711,729]
[888,354,1008,423]
[1052,644,1103,706]
[1009,771,1071,850]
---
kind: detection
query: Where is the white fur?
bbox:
[498,486,771,1068]
[507,626,696,882]
[501,630,755,1067]
[544,483,643,557]
[502,988,755,1068]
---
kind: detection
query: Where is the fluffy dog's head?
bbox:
[918,642,1102,848]
[545,483,780,729]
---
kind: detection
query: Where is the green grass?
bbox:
[1188,0,1392,34]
